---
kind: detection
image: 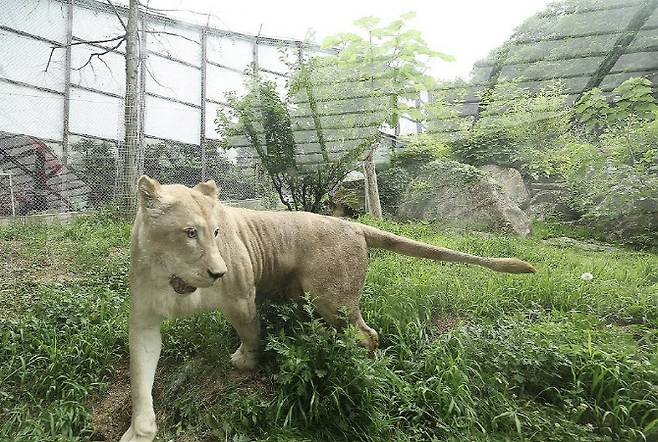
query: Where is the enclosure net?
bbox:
[1,0,656,217]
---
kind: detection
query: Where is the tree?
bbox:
[319,13,453,217]
[119,0,140,217]
[322,13,453,133]
[217,77,374,213]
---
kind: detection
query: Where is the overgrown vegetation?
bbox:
[218,13,451,213]
[1,216,656,441]
[218,77,373,212]
[400,76,658,247]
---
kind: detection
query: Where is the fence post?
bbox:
[415,96,424,134]
[119,0,140,218]
[200,27,207,181]
[62,0,73,167]
[138,15,147,177]
[252,35,259,76]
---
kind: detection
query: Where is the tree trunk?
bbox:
[119,0,139,218]
[362,147,382,219]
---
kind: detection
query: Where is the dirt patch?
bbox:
[109,246,129,261]
[89,358,272,441]
[431,312,469,335]
[90,362,132,442]
[2,239,80,285]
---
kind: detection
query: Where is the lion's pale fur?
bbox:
[120,176,535,442]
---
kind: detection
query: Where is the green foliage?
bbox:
[607,77,658,124]
[322,13,452,129]
[143,140,261,200]
[2,218,658,440]
[450,127,518,167]
[379,138,453,216]
[575,77,658,133]
[0,216,130,440]
[439,76,656,246]
[70,139,117,209]
[562,117,658,247]
[450,81,572,177]
[574,88,609,133]
[218,77,371,212]
[391,138,450,176]
[377,166,410,216]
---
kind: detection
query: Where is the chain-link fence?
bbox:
[1,0,414,217]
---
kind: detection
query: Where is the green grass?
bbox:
[0,215,657,441]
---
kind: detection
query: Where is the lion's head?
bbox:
[135,175,228,294]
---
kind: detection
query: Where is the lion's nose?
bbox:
[207,269,225,280]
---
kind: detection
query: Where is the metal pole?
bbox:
[200,27,207,181]
[415,97,423,134]
[252,36,259,75]
[138,15,147,176]
[62,0,73,166]
[2,173,16,216]
[8,173,16,217]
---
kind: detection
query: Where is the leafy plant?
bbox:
[218,76,373,212]
[607,77,658,124]
[575,77,658,133]
[70,139,117,209]
[322,13,453,130]
[143,140,261,200]
[574,88,610,133]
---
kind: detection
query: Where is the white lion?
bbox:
[120,176,535,441]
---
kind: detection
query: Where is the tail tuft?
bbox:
[488,258,536,274]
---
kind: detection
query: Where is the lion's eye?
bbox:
[186,228,197,239]
[214,228,219,237]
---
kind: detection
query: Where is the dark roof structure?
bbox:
[430,0,658,134]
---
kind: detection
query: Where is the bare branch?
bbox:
[137,2,234,31]
[74,36,126,71]
[144,61,169,89]
[143,30,200,45]
[45,35,124,72]
[105,0,128,33]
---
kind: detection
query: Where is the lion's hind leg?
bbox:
[299,241,379,351]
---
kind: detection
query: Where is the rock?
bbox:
[587,184,658,247]
[525,189,579,221]
[480,164,531,208]
[398,160,532,236]
[328,172,365,218]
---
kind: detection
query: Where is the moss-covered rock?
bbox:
[398,160,532,236]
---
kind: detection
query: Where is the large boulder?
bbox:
[586,181,658,248]
[525,188,579,221]
[398,160,532,236]
[480,164,531,208]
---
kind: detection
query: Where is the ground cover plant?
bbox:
[0,215,657,441]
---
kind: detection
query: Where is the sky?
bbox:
[129,0,555,80]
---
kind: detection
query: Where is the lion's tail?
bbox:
[360,225,536,274]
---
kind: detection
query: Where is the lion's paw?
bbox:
[120,416,156,442]
[230,346,259,371]
[119,426,156,442]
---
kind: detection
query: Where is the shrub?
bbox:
[392,137,450,176]
[377,166,410,216]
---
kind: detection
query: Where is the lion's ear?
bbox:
[137,175,161,206]
[193,180,218,198]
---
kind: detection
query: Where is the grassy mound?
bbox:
[0,215,656,441]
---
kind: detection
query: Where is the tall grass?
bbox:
[0,216,656,441]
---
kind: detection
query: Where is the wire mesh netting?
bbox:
[0,0,413,217]
[4,0,655,218]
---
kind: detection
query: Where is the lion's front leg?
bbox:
[120,314,162,442]
[219,292,260,370]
